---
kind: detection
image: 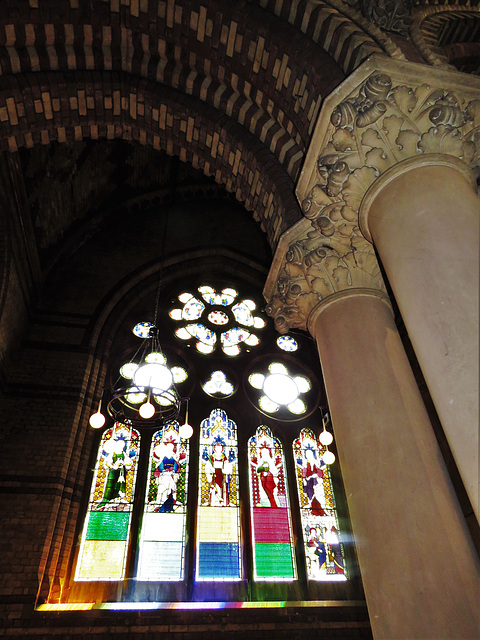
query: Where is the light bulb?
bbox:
[89,411,106,429]
[322,450,335,465]
[319,430,333,446]
[179,422,193,439]
[139,401,155,419]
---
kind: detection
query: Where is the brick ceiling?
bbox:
[0,0,394,258]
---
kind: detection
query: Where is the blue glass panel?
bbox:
[198,542,240,579]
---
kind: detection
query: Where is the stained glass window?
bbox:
[248,426,296,581]
[75,423,140,581]
[137,422,190,580]
[248,363,311,416]
[293,429,346,581]
[277,336,298,352]
[170,286,265,356]
[196,409,241,581]
[202,370,235,397]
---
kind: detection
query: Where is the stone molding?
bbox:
[265,55,480,333]
[306,287,393,338]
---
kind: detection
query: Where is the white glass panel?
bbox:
[182,297,205,321]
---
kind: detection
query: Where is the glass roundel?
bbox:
[202,370,235,397]
[248,363,311,416]
[277,336,298,352]
[170,285,266,356]
[133,322,154,338]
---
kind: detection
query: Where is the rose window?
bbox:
[170,286,265,356]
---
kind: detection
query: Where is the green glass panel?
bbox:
[255,542,294,578]
[86,511,130,541]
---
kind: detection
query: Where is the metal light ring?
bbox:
[106,386,181,428]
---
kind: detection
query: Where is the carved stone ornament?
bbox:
[264,219,386,333]
[265,56,480,333]
[361,0,413,37]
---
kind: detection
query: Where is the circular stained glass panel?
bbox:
[208,310,229,325]
[120,362,138,379]
[259,395,279,413]
[277,336,298,352]
[263,372,299,405]
[171,366,188,383]
[202,370,235,397]
[133,322,153,338]
[183,297,205,320]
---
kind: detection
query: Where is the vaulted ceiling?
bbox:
[1,0,477,269]
[0,0,401,262]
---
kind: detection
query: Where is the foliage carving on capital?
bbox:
[301,72,480,242]
[265,229,386,333]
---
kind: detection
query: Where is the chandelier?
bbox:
[89,320,193,437]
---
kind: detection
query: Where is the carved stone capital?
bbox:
[263,218,386,333]
[265,56,480,334]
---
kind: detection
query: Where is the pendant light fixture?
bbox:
[319,410,335,465]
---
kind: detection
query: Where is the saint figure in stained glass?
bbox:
[75,423,140,581]
[303,447,327,516]
[293,428,346,581]
[197,409,241,580]
[151,440,181,512]
[248,426,296,581]
[137,423,190,580]
[204,437,233,506]
[255,442,281,508]
[100,436,135,505]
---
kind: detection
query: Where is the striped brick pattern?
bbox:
[0,0,396,246]
[256,0,386,74]
[418,10,480,74]
[0,1,348,180]
[0,70,300,245]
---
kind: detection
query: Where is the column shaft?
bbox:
[311,291,480,640]
[364,161,479,520]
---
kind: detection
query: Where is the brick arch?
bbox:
[0,0,348,182]
[249,0,405,71]
[0,0,404,185]
[411,4,480,74]
[0,70,301,247]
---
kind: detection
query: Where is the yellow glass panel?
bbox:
[75,540,126,581]
[197,506,238,543]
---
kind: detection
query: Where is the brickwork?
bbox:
[0,0,401,249]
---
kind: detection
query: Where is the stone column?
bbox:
[308,289,480,639]
[360,155,479,520]
[293,55,480,523]
[264,55,480,640]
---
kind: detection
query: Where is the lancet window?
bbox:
[248,425,296,581]
[75,423,140,581]
[197,409,241,581]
